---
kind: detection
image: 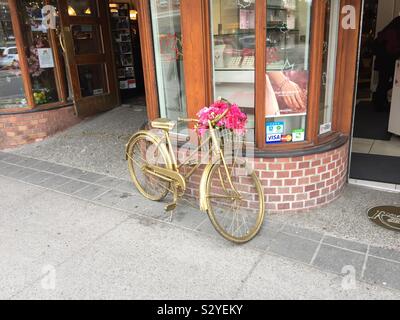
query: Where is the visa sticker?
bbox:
[267,134,282,144]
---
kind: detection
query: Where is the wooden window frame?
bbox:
[1,0,68,114]
[139,0,362,154]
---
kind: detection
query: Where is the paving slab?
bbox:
[36,175,73,189]
[236,253,400,300]
[77,185,111,201]
[268,232,319,264]
[369,246,400,263]
[323,235,368,254]
[312,244,366,277]
[363,257,400,291]
[281,224,323,242]
[21,171,55,185]
[52,180,90,195]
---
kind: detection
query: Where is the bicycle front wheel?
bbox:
[205,158,265,243]
[127,132,171,201]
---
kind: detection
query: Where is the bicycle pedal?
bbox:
[165,203,177,212]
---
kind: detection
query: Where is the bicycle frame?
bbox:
[142,121,240,212]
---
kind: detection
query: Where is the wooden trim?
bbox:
[7,0,34,108]
[333,0,362,135]
[255,0,267,149]
[134,0,159,121]
[202,0,213,106]
[181,0,209,119]
[0,101,73,115]
[306,0,327,142]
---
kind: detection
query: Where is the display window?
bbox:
[210,0,256,130]
[19,0,61,106]
[265,0,312,145]
[0,1,27,109]
[0,0,68,112]
[150,0,187,121]
[319,0,340,136]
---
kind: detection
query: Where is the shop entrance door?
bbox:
[58,0,120,117]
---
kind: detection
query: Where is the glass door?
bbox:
[58,0,119,117]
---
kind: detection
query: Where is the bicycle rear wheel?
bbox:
[127,132,171,201]
[205,157,265,243]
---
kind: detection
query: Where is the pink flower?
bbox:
[196,100,248,136]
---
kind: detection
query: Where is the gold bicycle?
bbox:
[125,104,265,243]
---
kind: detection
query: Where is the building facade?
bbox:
[0,0,363,212]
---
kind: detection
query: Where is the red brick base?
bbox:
[0,106,80,150]
[181,142,349,214]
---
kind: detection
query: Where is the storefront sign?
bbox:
[37,48,54,69]
[367,206,400,232]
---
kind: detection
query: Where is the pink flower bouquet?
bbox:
[196,100,248,136]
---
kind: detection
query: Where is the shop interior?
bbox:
[350,0,400,189]
[108,0,145,104]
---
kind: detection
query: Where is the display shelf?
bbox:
[110,2,137,93]
[266,113,307,119]
[214,70,254,84]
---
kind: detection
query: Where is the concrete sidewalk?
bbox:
[0,152,400,299]
[9,104,400,251]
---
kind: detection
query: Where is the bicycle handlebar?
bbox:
[211,101,232,126]
[178,118,199,123]
[178,98,232,126]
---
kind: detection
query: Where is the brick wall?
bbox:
[0,106,81,150]
[180,142,349,214]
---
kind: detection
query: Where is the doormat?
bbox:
[350,153,400,185]
[353,102,392,141]
[368,206,400,232]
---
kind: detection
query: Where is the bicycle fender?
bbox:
[199,163,215,212]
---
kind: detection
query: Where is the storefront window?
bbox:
[210,0,256,130]
[150,0,187,120]
[319,0,340,135]
[19,0,60,105]
[0,2,27,109]
[265,0,312,144]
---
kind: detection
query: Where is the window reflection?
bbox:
[0,2,27,109]
[150,0,186,120]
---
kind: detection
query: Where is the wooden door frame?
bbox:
[134,0,160,120]
[58,0,120,117]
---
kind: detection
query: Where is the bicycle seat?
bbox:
[151,118,176,131]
